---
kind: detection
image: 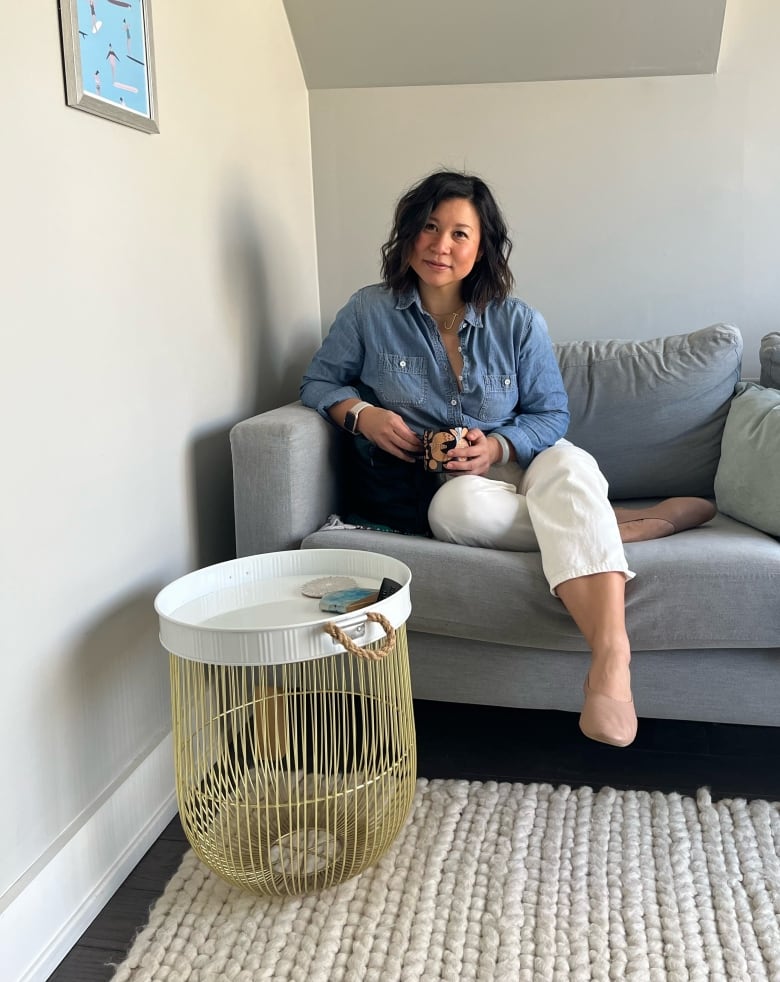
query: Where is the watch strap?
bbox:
[344,401,372,434]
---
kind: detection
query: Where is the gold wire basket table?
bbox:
[155,549,416,896]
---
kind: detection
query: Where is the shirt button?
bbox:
[504,377,511,386]
[399,360,406,368]
[450,399,457,406]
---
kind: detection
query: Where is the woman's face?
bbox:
[409,197,482,294]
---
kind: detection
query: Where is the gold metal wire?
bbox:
[169,624,416,896]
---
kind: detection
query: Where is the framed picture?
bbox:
[58,0,159,134]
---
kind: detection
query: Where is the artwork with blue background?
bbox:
[77,0,150,117]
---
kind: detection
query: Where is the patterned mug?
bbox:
[422,426,469,473]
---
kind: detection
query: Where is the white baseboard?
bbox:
[1,733,177,982]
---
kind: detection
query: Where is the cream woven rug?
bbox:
[112,779,780,981]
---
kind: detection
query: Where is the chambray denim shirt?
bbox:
[300,284,570,468]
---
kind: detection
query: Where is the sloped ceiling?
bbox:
[282,0,727,89]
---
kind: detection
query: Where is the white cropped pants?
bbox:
[427,440,635,594]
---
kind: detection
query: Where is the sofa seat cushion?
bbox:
[302,508,780,652]
[554,324,742,498]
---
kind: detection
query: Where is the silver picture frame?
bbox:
[58,0,159,134]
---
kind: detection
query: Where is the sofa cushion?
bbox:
[714,382,780,537]
[760,333,780,389]
[301,508,780,652]
[554,324,742,498]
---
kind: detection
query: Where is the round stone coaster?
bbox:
[301,575,358,598]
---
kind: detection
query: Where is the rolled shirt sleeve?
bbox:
[300,292,367,420]
[490,308,569,467]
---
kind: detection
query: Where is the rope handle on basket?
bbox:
[322,612,396,661]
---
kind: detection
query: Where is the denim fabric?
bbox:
[300,284,570,468]
[343,434,439,536]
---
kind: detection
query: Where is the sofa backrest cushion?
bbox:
[760,333,780,389]
[554,324,742,498]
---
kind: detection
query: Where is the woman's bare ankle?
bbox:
[587,638,632,702]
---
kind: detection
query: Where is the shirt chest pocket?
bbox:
[378,353,428,407]
[478,372,518,421]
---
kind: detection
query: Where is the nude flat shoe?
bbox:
[614,497,716,544]
[579,676,638,748]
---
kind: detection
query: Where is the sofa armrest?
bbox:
[230,401,341,556]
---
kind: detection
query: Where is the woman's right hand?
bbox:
[357,407,423,462]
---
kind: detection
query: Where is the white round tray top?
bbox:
[155,549,412,666]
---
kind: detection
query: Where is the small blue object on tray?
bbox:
[318,579,402,613]
[319,587,378,613]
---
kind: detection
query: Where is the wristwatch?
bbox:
[343,401,373,435]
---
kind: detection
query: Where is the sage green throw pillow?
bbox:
[760,332,780,388]
[714,381,780,537]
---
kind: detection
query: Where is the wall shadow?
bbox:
[190,426,238,568]
[36,585,170,843]
[188,182,318,568]
[4,583,171,912]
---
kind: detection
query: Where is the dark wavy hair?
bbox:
[380,170,514,309]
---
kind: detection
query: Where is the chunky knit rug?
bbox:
[112,779,780,981]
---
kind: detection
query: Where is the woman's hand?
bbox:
[442,428,503,476]
[358,407,423,462]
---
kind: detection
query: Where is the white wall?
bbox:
[0,2,320,979]
[310,0,779,378]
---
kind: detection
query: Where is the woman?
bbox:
[300,170,714,748]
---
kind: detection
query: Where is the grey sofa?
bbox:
[231,325,780,728]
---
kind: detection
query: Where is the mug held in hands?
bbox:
[422,426,469,472]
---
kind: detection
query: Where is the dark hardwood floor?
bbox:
[48,700,780,981]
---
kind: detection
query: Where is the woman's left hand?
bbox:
[444,429,501,476]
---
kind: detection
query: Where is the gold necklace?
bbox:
[428,305,465,332]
